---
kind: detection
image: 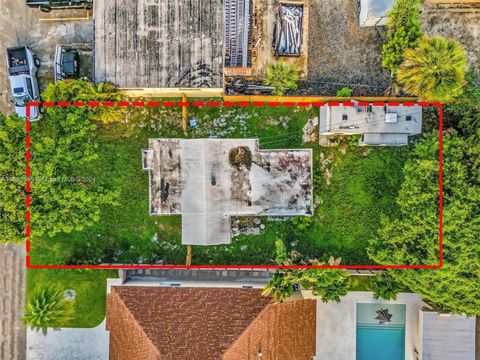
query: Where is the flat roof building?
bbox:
[319,101,422,146]
[94,0,224,92]
[142,138,313,246]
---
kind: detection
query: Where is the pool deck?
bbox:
[301,291,425,360]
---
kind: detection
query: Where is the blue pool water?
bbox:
[356,303,406,360]
[356,324,405,360]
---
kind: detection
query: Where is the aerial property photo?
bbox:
[0,0,479,360]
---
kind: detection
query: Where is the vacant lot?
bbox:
[302,0,391,95]
[29,102,408,266]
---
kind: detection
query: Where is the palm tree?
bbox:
[264,62,299,96]
[262,272,295,302]
[397,36,468,103]
[23,286,74,335]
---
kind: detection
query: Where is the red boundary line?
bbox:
[25,101,443,270]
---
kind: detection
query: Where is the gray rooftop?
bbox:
[143,139,313,246]
[94,0,224,88]
[420,311,476,360]
[319,101,422,146]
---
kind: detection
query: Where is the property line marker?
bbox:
[24,101,443,270]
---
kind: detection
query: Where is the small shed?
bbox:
[359,0,396,27]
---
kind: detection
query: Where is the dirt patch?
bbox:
[301,0,391,95]
[422,4,480,71]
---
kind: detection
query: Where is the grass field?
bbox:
[30,102,408,266]
[26,269,118,328]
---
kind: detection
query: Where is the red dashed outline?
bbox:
[24,100,443,269]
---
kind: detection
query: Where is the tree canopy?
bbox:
[397,36,468,102]
[0,81,119,243]
[264,62,299,96]
[381,0,423,74]
[369,89,480,314]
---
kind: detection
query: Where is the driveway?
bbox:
[0,0,93,114]
[27,320,109,360]
[0,244,26,360]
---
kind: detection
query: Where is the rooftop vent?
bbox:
[342,114,348,120]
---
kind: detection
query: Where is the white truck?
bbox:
[6,46,41,120]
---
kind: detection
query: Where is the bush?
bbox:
[381,0,423,75]
[397,36,468,102]
[264,62,299,95]
[336,87,353,97]
[23,286,74,335]
[42,80,126,123]
[372,272,401,300]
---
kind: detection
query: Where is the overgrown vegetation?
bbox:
[264,62,299,95]
[381,0,423,75]
[372,272,401,301]
[262,240,350,303]
[397,36,468,103]
[368,80,480,315]
[335,87,353,97]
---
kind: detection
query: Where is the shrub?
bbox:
[372,272,401,300]
[42,80,126,123]
[23,286,74,335]
[381,0,423,75]
[264,62,299,95]
[397,36,468,102]
[336,87,353,97]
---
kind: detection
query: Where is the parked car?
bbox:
[25,0,93,12]
[54,45,80,82]
[6,46,41,120]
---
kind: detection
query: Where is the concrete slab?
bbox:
[0,244,26,360]
[26,320,109,360]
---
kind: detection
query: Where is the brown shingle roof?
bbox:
[107,286,316,360]
[107,287,273,360]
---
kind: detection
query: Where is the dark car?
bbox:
[26,0,93,12]
[54,45,80,82]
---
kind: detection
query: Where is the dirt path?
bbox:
[0,243,26,360]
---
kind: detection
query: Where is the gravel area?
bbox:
[422,4,480,72]
[0,244,26,360]
[302,0,392,96]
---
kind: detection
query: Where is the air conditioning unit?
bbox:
[385,113,398,123]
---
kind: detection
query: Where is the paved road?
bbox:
[0,0,93,113]
[0,244,26,360]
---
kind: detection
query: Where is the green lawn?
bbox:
[30,102,408,266]
[26,269,118,328]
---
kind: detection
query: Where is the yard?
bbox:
[29,102,408,266]
[26,269,117,328]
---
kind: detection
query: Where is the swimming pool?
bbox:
[356,303,406,360]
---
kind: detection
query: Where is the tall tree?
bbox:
[369,125,480,315]
[0,107,118,243]
[397,36,468,103]
[381,0,423,75]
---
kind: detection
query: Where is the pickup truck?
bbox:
[6,46,41,120]
[26,0,93,12]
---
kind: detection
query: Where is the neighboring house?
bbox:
[358,0,396,27]
[106,285,316,360]
[142,138,313,245]
[419,310,476,360]
[94,0,224,97]
[319,101,422,146]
